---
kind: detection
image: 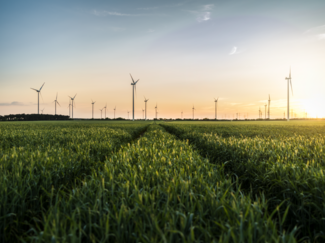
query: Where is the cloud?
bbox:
[241,103,255,107]
[0,102,33,106]
[202,4,214,11]
[317,34,325,40]
[305,24,325,34]
[184,4,214,23]
[257,99,302,109]
[92,10,136,16]
[229,46,246,55]
[229,46,237,55]
[197,12,211,22]
[92,10,154,17]
[304,24,325,41]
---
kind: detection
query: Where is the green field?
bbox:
[1,120,324,242]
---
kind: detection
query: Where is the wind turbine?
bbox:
[41,108,45,114]
[285,68,293,121]
[214,98,219,120]
[192,105,195,120]
[181,111,183,119]
[144,97,149,121]
[104,103,107,119]
[91,100,96,119]
[268,95,271,119]
[155,104,158,119]
[31,83,45,114]
[54,93,60,115]
[127,111,130,119]
[68,100,71,117]
[130,74,139,121]
[114,106,116,119]
[142,109,144,119]
[100,108,103,119]
[68,94,77,119]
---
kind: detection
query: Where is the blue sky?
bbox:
[1,0,325,118]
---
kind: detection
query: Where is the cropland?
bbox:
[1,120,325,242]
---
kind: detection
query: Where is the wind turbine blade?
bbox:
[31,88,38,91]
[39,82,45,91]
[290,79,293,95]
[130,73,135,83]
[69,96,72,99]
[289,66,291,79]
[57,101,61,107]
[40,91,44,103]
[73,94,77,99]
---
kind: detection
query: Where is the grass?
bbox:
[1,120,323,242]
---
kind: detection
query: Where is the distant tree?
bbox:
[0,114,69,121]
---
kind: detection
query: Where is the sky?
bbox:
[1,0,325,119]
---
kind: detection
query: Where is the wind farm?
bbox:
[1,1,325,242]
[6,67,320,121]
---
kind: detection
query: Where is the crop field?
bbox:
[1,120,325,242]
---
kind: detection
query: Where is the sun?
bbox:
[302,96,325,118]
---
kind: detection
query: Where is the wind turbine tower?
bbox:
[144,97,149,120]
[127,111,129,120]
[68,94,77,119]
[104,103,107,119]
[130,74,140,121]
[114,107,116,119]
[30,83,45,114]
[91,100,96,119]
[99,108,103,119]
[155,104,158,119]
[285,68,293,121]
[192,105,195,120]
[268,95,271,119]
[214,98,219,120]
[68,100,71,117]
[54,93,60,115]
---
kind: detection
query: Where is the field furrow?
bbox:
[0,123,148,242]
[27,125,296,242]
[162,123,325,241]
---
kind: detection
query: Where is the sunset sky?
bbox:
[1,0,325,119]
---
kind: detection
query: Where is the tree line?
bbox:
[0,114,69,121]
